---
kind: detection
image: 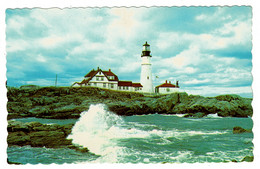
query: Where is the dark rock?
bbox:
[241,156,254,162]
[182,112,206,118]
[233,126,252,134]
[7,121,30,132]
[193,112,206,118]
[7,121,74,148]
[29,130,70,148]
[7,131,30,146]
[62,123,74,136]
[215,94,242,102]
[68,145,89,153]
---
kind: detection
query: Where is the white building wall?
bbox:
[158,87,179,94]
[108,82,118,90]
[84,72,118,90]
[88,72,109,83]
[118,86,132,91]
[140,57,153,93]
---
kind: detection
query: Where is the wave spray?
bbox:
[68,104,125,162]
[68,104,233,163]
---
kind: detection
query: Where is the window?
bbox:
[123,86,125,90]
[99,72,101,75]
[166,88,170,92]
[109,76,114,80]
[93,83,97,86]
[103,83,106,87]
[96,77,99,81]
[101,77,104,81]
[119,86,121,90]
[126,86,128,90]
[147,76,149,80]
[111,84,114,88]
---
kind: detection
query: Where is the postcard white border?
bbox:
[0,1,259,169]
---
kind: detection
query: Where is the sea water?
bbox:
[7,104,253,164]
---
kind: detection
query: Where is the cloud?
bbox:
[5,7,252,97]
[183,86,252,98]
[172,45,202,68]
[38,35,65,49]
[6,39,30,52]
[184,79,210,85]
[36,54,47,63]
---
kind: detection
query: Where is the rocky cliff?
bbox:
[7,120,88,152]
[7,86,253,119]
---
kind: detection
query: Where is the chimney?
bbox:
[109,69,111,72]
[169,81,171,84]
[165,80,167,84]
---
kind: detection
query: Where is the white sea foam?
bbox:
[68,104,125,162]
[206,113,222,118]
[68,104,230,163]
[175,114,188,117]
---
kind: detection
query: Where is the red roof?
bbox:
[103,70,119,81]
[103,71,115,76]
[79,79,90,84]
[78,68,143,88]
[132,83,143,87]
[84,69,98,78]
[118,81,132,86]
[83,68,118,82]
[156,81,178,88]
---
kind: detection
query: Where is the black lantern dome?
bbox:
[141,41,152,57]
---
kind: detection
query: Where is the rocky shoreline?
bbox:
[6,86,253,163]
[7,120,88,152]
[7,120,253,163]
[7,86,253,119]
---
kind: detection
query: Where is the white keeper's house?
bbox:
[155,80,179,94]
[72,41,180,94]
[72,67,143,92]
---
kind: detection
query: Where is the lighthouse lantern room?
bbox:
[140,41,154,93]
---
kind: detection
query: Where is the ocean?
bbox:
[7,104,253,164]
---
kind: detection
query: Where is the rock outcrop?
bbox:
[7,120,88,151]
[241,156,254,162]
[107,92,253,118]
[233,126,252,134]
[7,86,253,119]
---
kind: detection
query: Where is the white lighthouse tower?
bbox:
[140,41,154,93]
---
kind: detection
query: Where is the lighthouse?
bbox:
[140,41,154,93]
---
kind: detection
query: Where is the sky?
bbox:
[5,6,252,97]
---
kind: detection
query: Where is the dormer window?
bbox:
[109,76,115,80]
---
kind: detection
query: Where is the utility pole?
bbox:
[55,74,57,87]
